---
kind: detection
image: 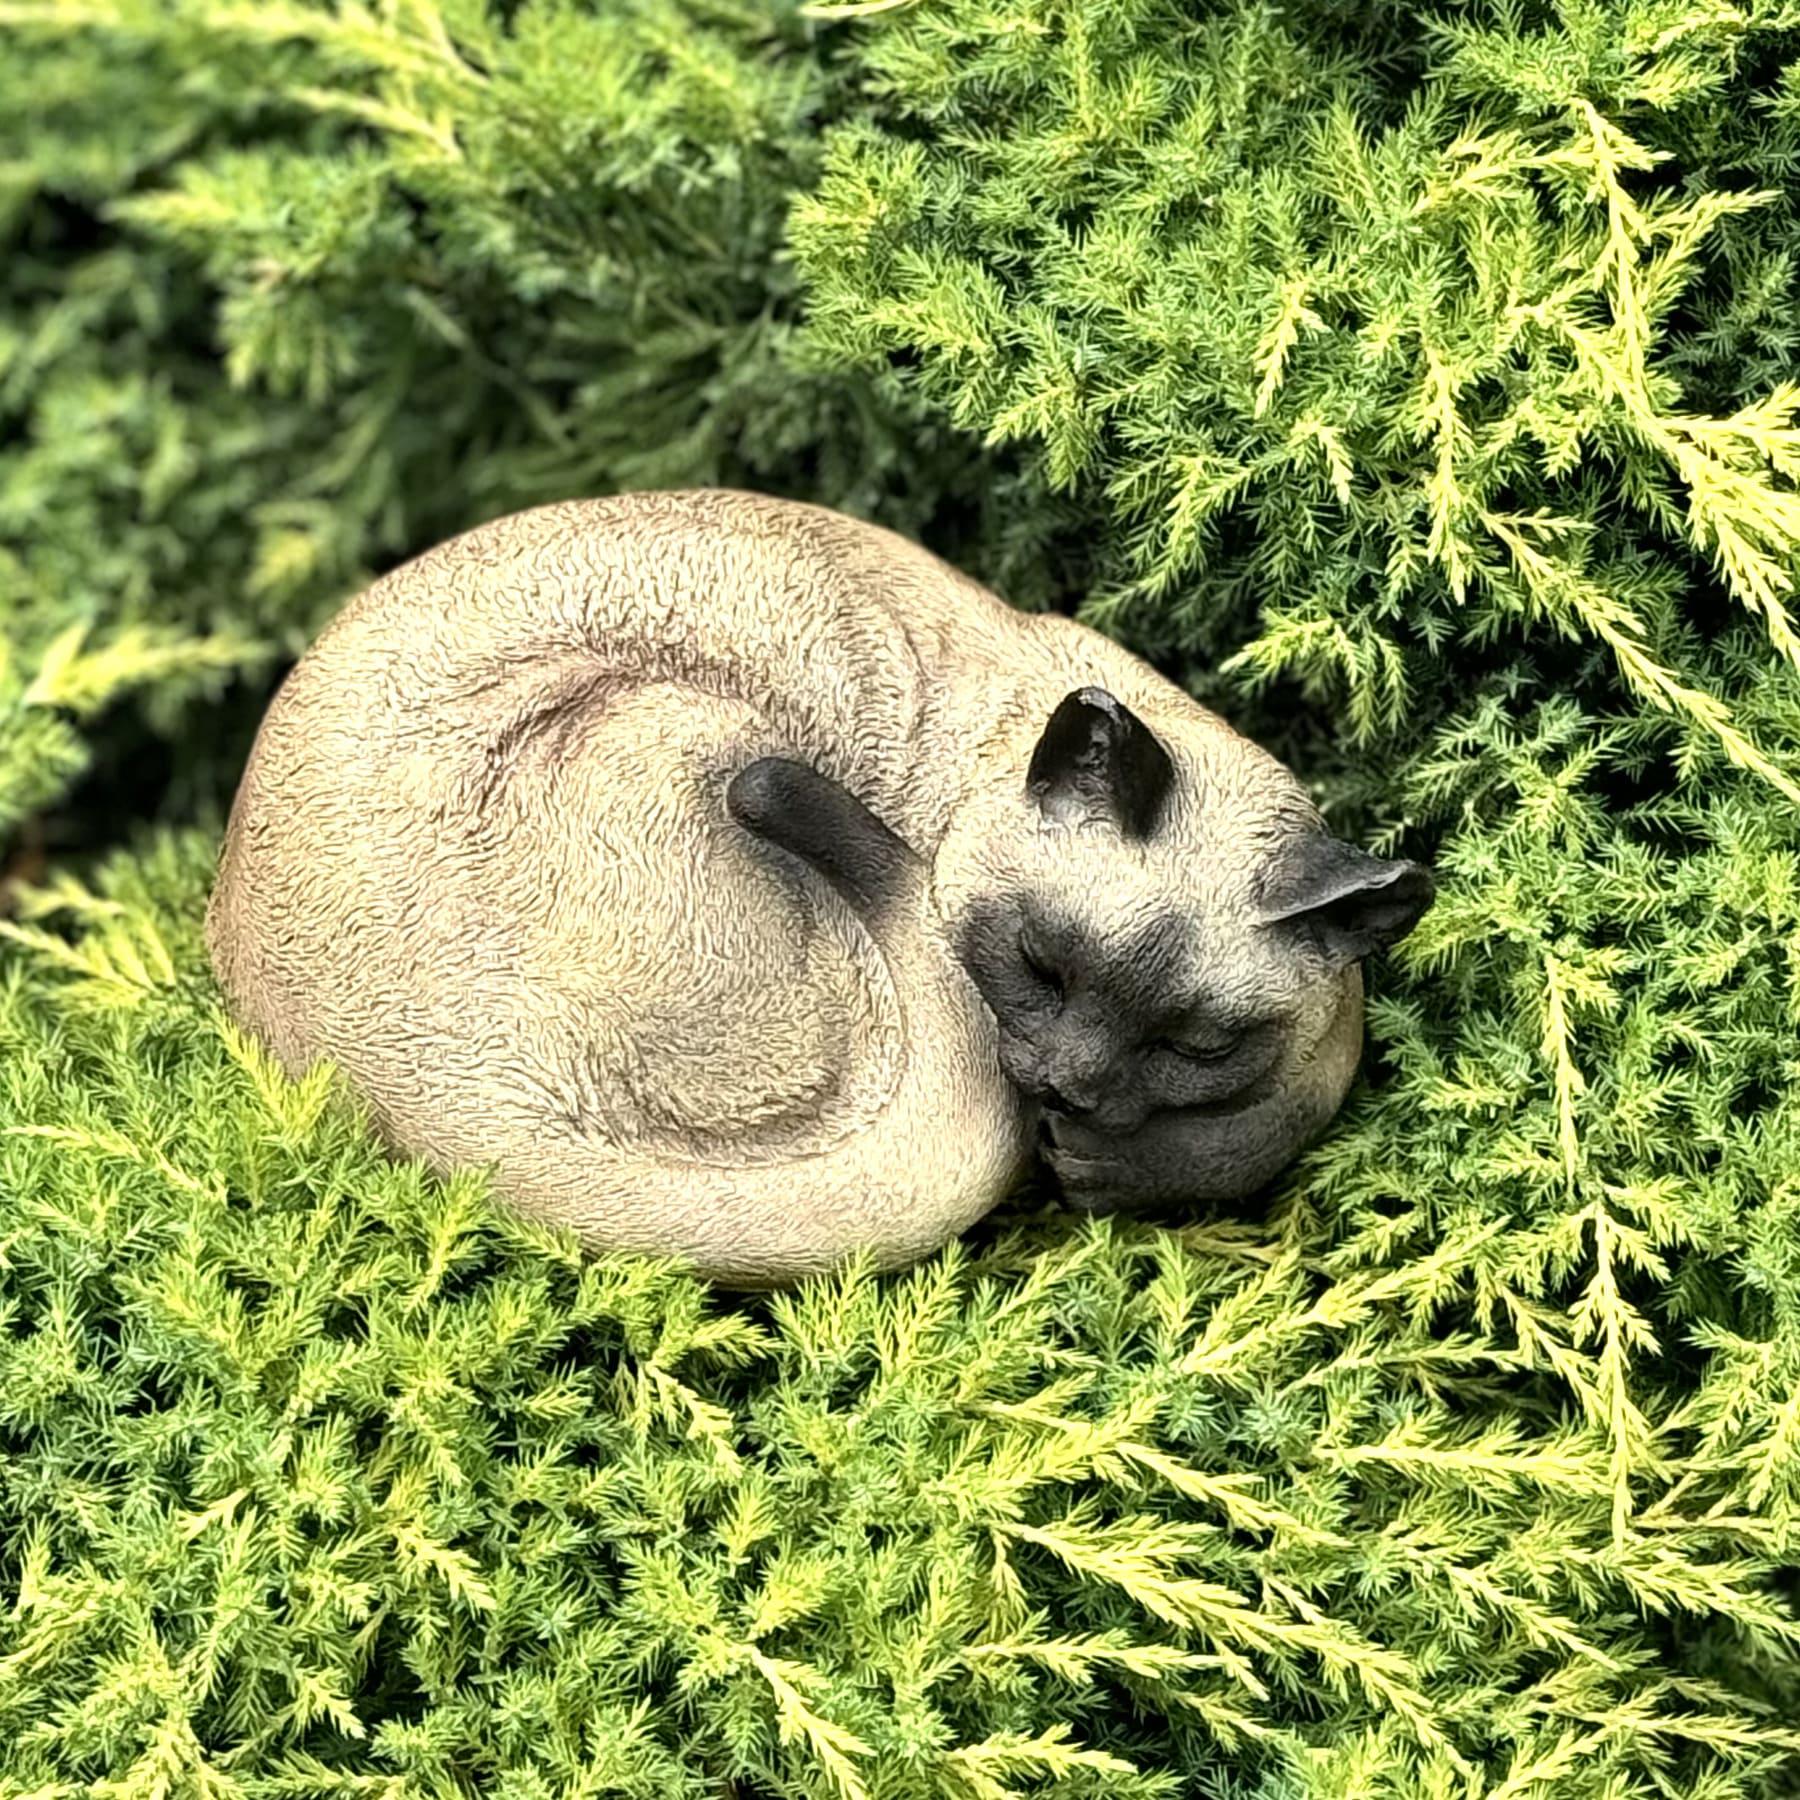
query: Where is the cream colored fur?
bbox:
[208,489,1360,1284]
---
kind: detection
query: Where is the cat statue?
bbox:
[207,489,1433,1286]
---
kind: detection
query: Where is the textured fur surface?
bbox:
[208,489,1428,1284]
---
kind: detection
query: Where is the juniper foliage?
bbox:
[2,844,1797,1797]
[2,0,1800,1795]
[0,0,987,834]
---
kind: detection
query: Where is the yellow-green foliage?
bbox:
[3,1,1800,1795]
[1,842,1796,1797]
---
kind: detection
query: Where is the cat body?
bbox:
[208,489,1430,1285]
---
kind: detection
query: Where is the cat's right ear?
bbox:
[1027,687,1173,838]
[1255,834,1435,965]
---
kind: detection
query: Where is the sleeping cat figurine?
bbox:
[207,489,1433,1286]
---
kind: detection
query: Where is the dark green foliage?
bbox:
[0,0,986,834]
[3,0,1800,1794]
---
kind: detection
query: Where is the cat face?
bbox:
[934,687,1433,1202]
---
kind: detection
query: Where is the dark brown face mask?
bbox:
[960,684,1435,1125]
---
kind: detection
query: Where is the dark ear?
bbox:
[1027,687,1174,838]
[1256,835,1435,964]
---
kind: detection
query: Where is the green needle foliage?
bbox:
[4,0,1800,1795]
[2,842,1797,1797]
[0,0,988,831]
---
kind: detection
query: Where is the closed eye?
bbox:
[1153,1033,1242,1064]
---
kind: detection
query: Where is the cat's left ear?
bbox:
[1256,834,1435,964]
[1027,686,1174,838]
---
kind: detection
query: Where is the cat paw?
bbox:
[1040,1142,1142,1214]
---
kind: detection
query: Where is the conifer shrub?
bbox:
[0,0,988,837]
[4,839,1798,1797]
[2,1,1800,1795]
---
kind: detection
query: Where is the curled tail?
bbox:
[477,757,1032,1287]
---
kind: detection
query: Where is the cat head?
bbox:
[932,685,1433,1201]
